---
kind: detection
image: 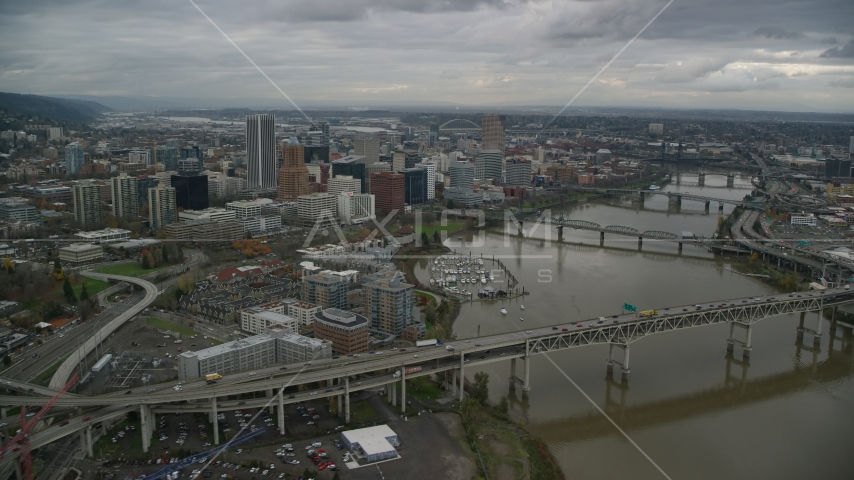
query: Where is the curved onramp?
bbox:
[48,273,158,390]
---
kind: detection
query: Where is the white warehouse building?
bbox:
[240,307,298,335]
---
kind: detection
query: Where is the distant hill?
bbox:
[0,92,111,123]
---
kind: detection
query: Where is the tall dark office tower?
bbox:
[481,114,506,152]
[402,168,427,205]
[246,114,277,190]
[171,173,209,210]
[332,157,367,193]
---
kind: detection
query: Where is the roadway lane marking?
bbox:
[541,354,673,480]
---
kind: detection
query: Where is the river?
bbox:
[413,170,854,479]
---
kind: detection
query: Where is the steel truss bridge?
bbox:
[2,288,852,468]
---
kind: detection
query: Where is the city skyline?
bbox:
[0,1,852,113]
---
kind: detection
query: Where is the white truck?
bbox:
[393,366,422,378]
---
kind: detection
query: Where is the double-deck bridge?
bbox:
[1,287,851,468]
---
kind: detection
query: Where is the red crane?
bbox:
[0,374,79,480]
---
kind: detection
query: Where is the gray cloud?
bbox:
[752,26,803,40]
[821,36,838,45]
[820,39,854,58]
[0,0,853,112]
[828,78,854,88]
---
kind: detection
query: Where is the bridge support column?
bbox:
[557,225,563,241]
[797,311,805,340]
[522,355,531,392]
[211,397,219,445]
[727,174,735,187]
[459,352,465,401]
[704,201,710,214]
[267,389,274,414]
[344,377,350,424]
[638,237,643,249]
[698,173,705,186]
[678,242,683,253]
[599,231,605,245]
[451,370,457,396]
[719,202,724,212]
[339,383,344,417]
[278,388,285,435]
[621,346,630,383]
[86,426,94,458]
[140,405,150,453]
[518,221,524,236]
[509,358,517,392]
[400,368,407,415]
[727,321,753,361]
[13,458,22,480]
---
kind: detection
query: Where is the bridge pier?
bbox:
[704,201,710,214]
[85,426,93,458]
[518,221,524,236]
[606,343,630,383]
[509,358,516,392]
[267,388,275,415]
[727,174,735,187]
[557,225,563,241]
[719,202,724,212]
[599,231,605,245]
[400,368,406,415]
[523,355,531,393]
[278,388,286,435]
[211,397,219,445]
[459,352,465,401]
[344,377,350,423]
[727,321,753,360]
[637,237,642,249]
[698,173,705,186]
[140,405,151,453]
[678,242,683,253]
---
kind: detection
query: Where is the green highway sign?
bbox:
[624,303,636,312]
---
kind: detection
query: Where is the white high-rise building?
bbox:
[328,175,362,196]
[129,149,151,165]
[49,127,63,141]
[110,173,139,218]
[475,150,503,182]
[246,114,277,190]
[337,192,375,225]
[149,185,177,230]
[72,181,103,229]
[416,162,436,200]
[449,161,475,189]
[297,193,337,226]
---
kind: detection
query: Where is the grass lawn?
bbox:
[348,399,381,425]
[405,376,442,403]
[417,221,463,238]
[96,263,166,277]
[145,318,196,337]
[72,277,110,300]
[415,290,436,303]
[32,358,66,386]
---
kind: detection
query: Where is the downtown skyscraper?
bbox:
[246,114,277,190]
[481,114,506,152]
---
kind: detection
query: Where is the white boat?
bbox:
[648,185,661,191]
[500,307,507,315]
[520,305,525,310]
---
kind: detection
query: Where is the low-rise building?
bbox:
[58,243,104,265]
[240,306,298,334]
[341,425,399,463]
[74,228,131,244]
[178,329,331,381]
[791,213,817,226]
[313,308,369,355]
[287,301,322,326]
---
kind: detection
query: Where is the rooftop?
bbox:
[314,308,368,329]
[342,425,398,456]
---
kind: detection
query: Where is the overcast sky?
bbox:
[2,0,853,112]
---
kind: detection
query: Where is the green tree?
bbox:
[421,232,429,246]
[498,395,509,415]
[63,277,76,303]
[3,355,10,367]
[471,372,489,406]
[142,254,151,270]
[433,230,440,243]
[332,472,341,480]
[53,258,61,270]
[80,284,89,302]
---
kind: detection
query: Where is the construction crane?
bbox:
[0,374,79,480]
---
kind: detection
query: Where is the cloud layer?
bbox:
[1,0,853,112]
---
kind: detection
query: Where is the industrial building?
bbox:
[341,425,400,463]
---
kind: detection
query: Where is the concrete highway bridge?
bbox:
[2,287,852,469]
